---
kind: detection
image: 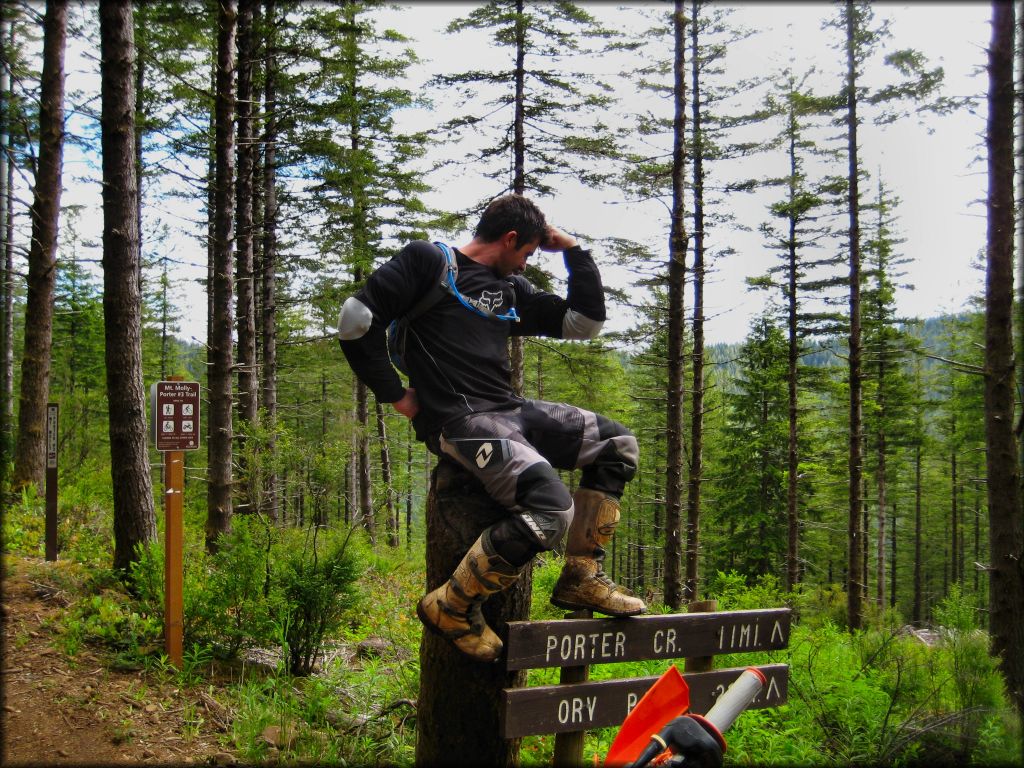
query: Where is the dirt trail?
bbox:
[2,556,230,766]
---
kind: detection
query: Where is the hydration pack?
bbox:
[387,241,521,376]
[387,242,457,376]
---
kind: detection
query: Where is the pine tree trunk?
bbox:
[950,448,959,586]
[12,0,66,492]
[684,0,705,604]
[406,419,413,548]
[99,0,157,574]
[261,0,279,523]
[663,0,687,611]
[375,400,399,548]
[132,8,143,293]
[983,0,1024,734]
[844,0,865,631]
[415,459,530,766]
[235,0,257,429]
[356,379,374,544]
[913,438,923,625]
[0,9,12,477]
[206,59,215,369]
[206,0,238,551]
[876,430,886,606]
[785,114,800,592]
[508,0,527,396]
[890,502,897,609]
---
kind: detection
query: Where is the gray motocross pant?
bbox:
[431,400,639,567]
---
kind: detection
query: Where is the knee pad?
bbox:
[515,462,573,547]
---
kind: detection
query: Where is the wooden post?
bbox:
[552,608,592,767]
[163,373,185,668]
[684,599,717,673]
[44,403,58,561]
[164,448,184,667]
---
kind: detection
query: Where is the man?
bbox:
[338,194,644,663]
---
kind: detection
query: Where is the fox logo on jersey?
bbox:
[471,290,505,313]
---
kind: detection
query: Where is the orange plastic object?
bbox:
[604,666,690,766]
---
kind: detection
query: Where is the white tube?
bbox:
[703,667,766,733]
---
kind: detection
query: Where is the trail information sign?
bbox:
[501,663,789,738]
[504,607,791,671]
[150,381,200,452]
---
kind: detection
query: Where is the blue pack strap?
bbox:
[436,242,520,323]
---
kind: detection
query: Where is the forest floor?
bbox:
[1,555,233,767]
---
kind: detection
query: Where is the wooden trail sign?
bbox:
[504,607,791,671]
[150,381,200,452]
[501,663,788,739]
[45,403,58,561]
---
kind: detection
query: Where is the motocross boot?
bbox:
[551,487,646,616]
[416,530,521,663]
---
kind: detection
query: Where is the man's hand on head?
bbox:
[392,388,419,420]
[540,226,579,252]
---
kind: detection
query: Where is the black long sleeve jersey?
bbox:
[338,240,606,440]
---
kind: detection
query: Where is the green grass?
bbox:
[4,489,1020,767]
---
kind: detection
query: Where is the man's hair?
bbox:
[474,194,547,247]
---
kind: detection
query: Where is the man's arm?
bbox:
[512,226,606,340]
[337,241,440,414]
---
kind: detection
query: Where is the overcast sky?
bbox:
[51,2,993,347]
[374,2,992,344]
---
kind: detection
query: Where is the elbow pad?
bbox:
[338,296,374,340]
[562,308,604,340]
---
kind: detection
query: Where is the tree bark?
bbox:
[950,447,959,586]
[785,98,801,592]
[356,379,374,544]
[684,0,705,604]
[99,0,157,574]
[206,0,238,551]
[12,0,66,492]
[261,0,279,523]
[844,0,865,631]
[876,432,887,605]
[235,0,257,429]
[983,0,1024,734]
[508,0,527,396]
[913,433,923,625]
[0,9,12,477]
[415,459,530,767]
[663,0,687,610]
[375,400,398,548]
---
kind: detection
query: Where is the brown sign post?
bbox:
[45,403,58,561]
[150,379,201,668]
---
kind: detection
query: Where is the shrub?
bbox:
[705,570,789,610]
[60,589,162,661]
[2,486,45,556]
[130,516,279,659]
[274,524,362,676]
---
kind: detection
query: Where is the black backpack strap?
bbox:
[405,241,457,321]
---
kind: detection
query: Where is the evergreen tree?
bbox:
[861,177,917,606]
[825,0,949,629]
[207,0,237,550]
[752,68,844,592]
[52,208,106,466]
[709,314,789,577]
[99,0,157,574]
[13,0,66,493]
[983,0,1024,733]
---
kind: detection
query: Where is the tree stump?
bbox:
[415,458,531,767]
